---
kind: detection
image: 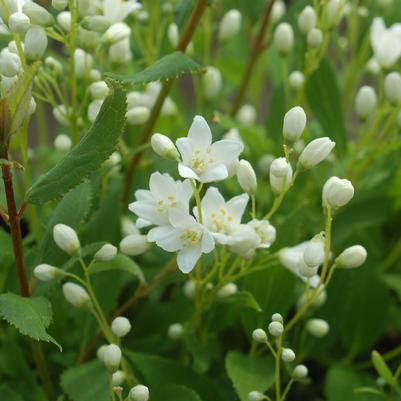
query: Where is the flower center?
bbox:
[190,148,214,174]
[180,228,201,248]
[210,207,234,233]
[156,195,177,214]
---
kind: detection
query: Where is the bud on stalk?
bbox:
[237,160,257,194]
[151,133,179,160]
[298,137,335,169]
[337,245,367,268]
[218,9,242,42]
[53,224,80,254]
[283,106,307,141]
[322,176,354,208]
[62,282,90,307]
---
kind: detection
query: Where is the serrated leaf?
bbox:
[89,254,145,283]
[0,293,61,350]
[217,291,262,312]
[107,51,204,85]
[26,79,126,204]
[371,351,394,386]
[225,352,275,401]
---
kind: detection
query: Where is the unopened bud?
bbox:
[0,49,21,77]
[268,321,284,337]
[337,245,367,268]
[237,160,257,194]
[53,224,80,254]
[54,134,72,151]
[217,282,238,297]
[45,56,63,75]
[289,71,305,90]
[384,72,401,105]
[281,348,296,362]
[167,23,179,48]
[112,370,125,386]
[307,28,323,48]
[218,9,242,42]
[274,22,294,56]
[89,81,110,99]
[151,133,179,160]
[74,48,93,78]
[248,391,265,401]
[126,106,150,125]
[269,158,293,195]
[111,316,131,337]
[299,137,335,169]
[95,243,118,262]
[103,22,131,45]
[272,313,283,323]
[355,86,376,121]
[52,0,68,11]
[283,106,307,141]
[236,104,256,125]
[168,323,184,340]
[202,66,222,99]
[322,176,354,208]
[103,344,122,373]
[24,26,48,60]
[183,280,195,299]
[303,236,325,267]
[120,234,150,256]
[129,385,149,401]
[22,3,54,27]
[272,1,286,23]
[62,282,90,307]
[9,12,30,33]
[306,318,329,337]
[292,364,308,380]
[97,345,108,362]
[81,15,111,33]
[57,11,71,31]
[34,264,63,282]
[298,6,316,34]
[252,328,267,343]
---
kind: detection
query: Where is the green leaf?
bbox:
[26,79,126,204]
[152,385,203,401]
[0,293,61,350]
[225,352,275,401]
[61,361,109,401]
[89,254,145,283]
[382,273,401,301]
[107,51,204,85]
[217,291,262,312]
[306,59,347,152]
[0,384,24,401]
[371,351,394,386]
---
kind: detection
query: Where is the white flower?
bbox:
[176,115,243,183]
[126,106,150,125]
[0,49,21,77]
[62,282,90,307]
[293,364,308,380]
[74,48,93,78]
[298,137,335,169]
[283,106,307,142]
[272,0,286,23]
[384,72,401,105]
[129,172,193,227]
[9,12,30,33]
[303,235,325,267]
[248,219,276,249]
[282,348,296,362]
[337,245,367,268]
[103,22,131,45]
[53,224,80,254]
[252,328,267,343]
[111,316,131,337]
[370,17,401,68]
[57,11,71,31]
[236,104,256,125]
[148,208,215,273]
[228,224,261,259]
[102,0,141,24]
[109,37,132,64]
[218,9,242,42]
[129,385,149,401]
[289,71,305,89]
[89,80,109,99]
[322,176,354,208]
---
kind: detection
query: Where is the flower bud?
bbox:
[217,282,238,297]
[168,323,183,340]
[22,3,54,27]
[54,134,72,151]
[248,391,265,401]
[112,370,125,386]
[53,104,70,126]
[62,282,90,307]
[237,160,257,195]
[248,219,276,248]
[24,26,48,60]
[202,66,222,99]
[326,0,345,26]
[88,99,103,123]
[269,158,293,195]
[34,264,63,282]
[298,6,316,34]
[52,0,68,11]
[53,224,80,254]
[306,318,329,337]
[283,106,307,141]
[236,104,256,125]
[268,321,284,337]
[57,11,71,32]
[366,58,381,75]
[103,344,122,373]
[274,22,294,56]
[218,9,242,42]
[272,1,286,23]
[272,313,283,323]
[126,106,150,125]
[307,28,323,48]
[74,48,93,78]
[81,15,111,33]
[120,234,150,256]
[89,80,109,99]
[299,137,335,169]
[384,72,401,105]
[252,328,267,343]
[0,49,21,77]
[337,245,367,268]
[151,133,179,160]
[322,176,354,208]
[109,38,132,64]
[96,345,108,362]
[95,243,118,262]
[299,261,318,278]
[281,348,296,362]
[9,12,30,33]
[183,280,195,299]
[289,70,305,90]
[111,316,132,337]
[167,23,179,48]
[103,22,131,45]
[292,364,308,380]
[303,236,325,267]
[355,86,377,121]
[45,56,63,75]
[129,385,149,401]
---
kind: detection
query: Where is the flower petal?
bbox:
[212,139,244,164]
[176,137,193,165]
[187,115,212,148]
[178,163,199,180]
[226,193,249,224]
[148,226,182,252]
[201,230,215,253]
[168,207,198,228]
[198,164,228,183]
[177,245,202,273]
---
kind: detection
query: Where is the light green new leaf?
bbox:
[107,51,204,85]
[89,254,145,283]
[0,293,61,350]
[26,79,126,204]
[371,351,394,386]
[226,352,275,401]
[217,291,262,312]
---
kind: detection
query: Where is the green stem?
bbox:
[275,336,282,401]
[279,379,294,401]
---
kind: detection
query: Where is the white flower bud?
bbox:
[292,364,308,380]
[384,72,401,105]
[34,264,63,282]
[109,38,132,64]
[303,236,325,267]
[306,318,329,337]
[355,86,377,120]
[217,282,238,298]
[52,0,68,11]
[57,11,71,32]
[274,22,294,56]
[111,316,132,337]
[272,313,283,323]
[237,160,257,194]
[269,158,293,195]
[151,133,179,160]
[272,1,286,23]
[81,15,111,33]
[126,106,150,125]
[326,0,345,26]
[337,245,367,268]
[0,49,21,77]
[268,321,284,337]
[236,104,256,125]
[22,3,54,27]
[96,344,108,362]
[95,244,118,262]
[112,370,125,386]
[121,217,140,237]
[299,261,318,278]
[120,234,150,256]
[183,280,195,299]
[74,48,93,78]
[53,224,80,254]
[322,176,354,208]
[54,134,72,151]
[103,22,131,45]
[248,391,265,401]
[62,282,90,307]
[307,28,323,48]
[89,81,110,99]
[167,23,179,48]
[299,137,335,169]
[298,6,317,34]
[202,66,222,99]
[283,106,307,141]
[24,26,48,60]
[252,328,267,343]
[45,56,63,75]
[9,12,30,33]
[223,128,243,145]
[168,323,183,340]
[366,58,381,75]
[281,348,296,362]
[289,70,305,90]
[129,385,149,401]
[103,344,122,373]
[1,75,18,94]
[248,219,276,248]
[218,9,242,42]
[88,99,103,123]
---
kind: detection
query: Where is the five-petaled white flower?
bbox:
[148,208,215,273]
[128,172,193,228]
[176,115,243,183]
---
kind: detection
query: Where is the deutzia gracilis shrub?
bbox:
[0,1,400,401]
